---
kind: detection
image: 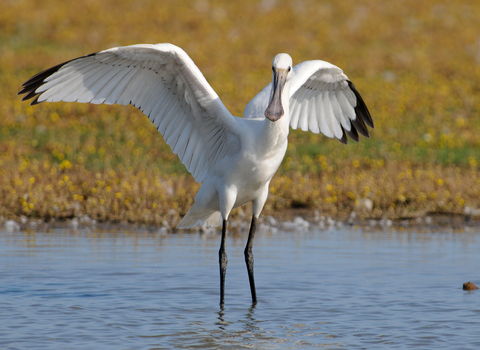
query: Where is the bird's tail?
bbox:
[177,202,222,229]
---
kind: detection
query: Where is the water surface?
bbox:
[1,223,479,349]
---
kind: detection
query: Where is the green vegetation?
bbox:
[2,0,480,225]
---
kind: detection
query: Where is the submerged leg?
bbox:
[219,219,228,305]
[244,215,258,303]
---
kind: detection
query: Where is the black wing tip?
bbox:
[338,128,348,144]
[19,52,97,103]
[30,95,42,105]
[352,117,371,139]
[19,62,67,102]
[346,124,360,142]
[344,80,374,143]
[347,80,374,129]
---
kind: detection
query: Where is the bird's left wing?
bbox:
[19,44,241,183]
[244,60,373,144]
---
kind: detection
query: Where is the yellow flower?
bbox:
[59,160,72,170]
[50,112,59,123]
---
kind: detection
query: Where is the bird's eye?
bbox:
[288,66,291,72]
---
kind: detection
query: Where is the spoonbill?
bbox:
[19,43,373,304]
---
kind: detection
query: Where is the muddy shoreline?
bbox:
[3,209,480,233]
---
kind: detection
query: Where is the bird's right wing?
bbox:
[19,43,241,183]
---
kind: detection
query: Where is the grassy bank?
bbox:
[2,0,480,226]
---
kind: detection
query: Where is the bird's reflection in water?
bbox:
[216,302,259,332]
[216,305,228,330]
[243,304,260,333]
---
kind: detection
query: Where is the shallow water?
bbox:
[1,223,479,349]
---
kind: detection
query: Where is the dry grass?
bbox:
[2,0,480,224]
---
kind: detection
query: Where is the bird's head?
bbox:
[265,53,292,122]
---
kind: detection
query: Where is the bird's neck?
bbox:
[260,89,291,154]
[265,82,290,147]
[245,81,292,158]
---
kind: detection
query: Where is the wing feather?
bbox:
[307,91,320,134]
[90,68,128,104]
[317,91,333,138]
[140,82,166,115]
[39,62,92,91]
[106,68,140,105]
[149,92,171,128]
[346,124,360,142]
[76,65,121,103]
[168,116,187,151]
[172,121,193,158]
[183,129,200,171]
[189,139,205,178]
[289,93,302,129]
[329,90,349,131]
[157,95,180,134]
[298,93,311,132]
[348,81,374,128]
[164,105,185,143]
[322,92,341,139]
[20,43,241,183]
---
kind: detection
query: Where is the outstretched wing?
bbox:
[243,60,373,144]
[19,43,241,182]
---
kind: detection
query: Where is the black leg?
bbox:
[219,219,228,305]
[244,215,258,303]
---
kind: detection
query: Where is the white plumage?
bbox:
[20,43,373,304]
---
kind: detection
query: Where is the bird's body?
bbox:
[20,43,373,304]
[181,112,290,228]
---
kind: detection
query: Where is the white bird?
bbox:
[19,43,373,305]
